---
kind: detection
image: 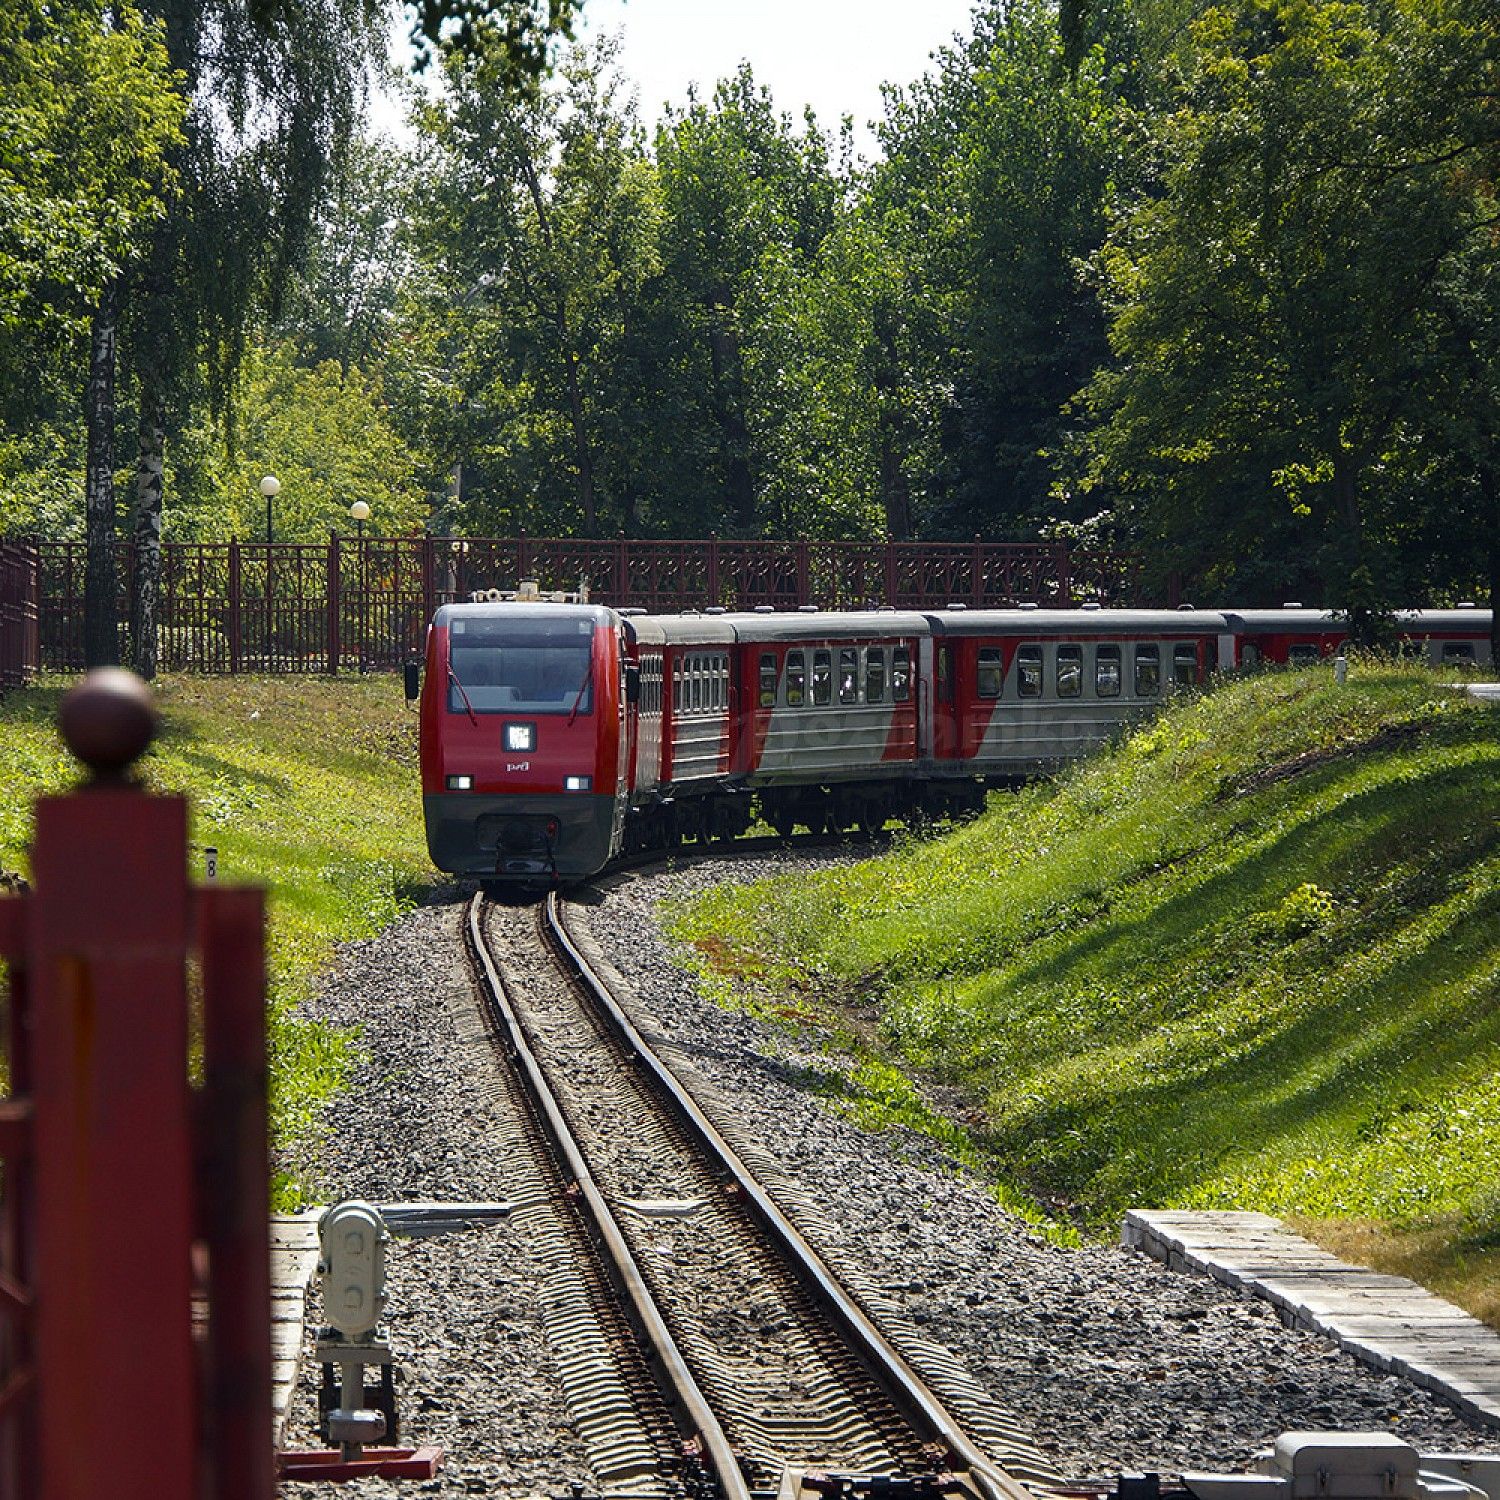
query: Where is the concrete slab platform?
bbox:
[270,1210,322,1447]
[1124,1210,1500,1430]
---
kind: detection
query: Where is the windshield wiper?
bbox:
[448,664,479,727]
[567,658,594,726]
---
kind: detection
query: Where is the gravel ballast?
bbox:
[281,853,1497,1497]
[579,853,1497,1482]
[279,894,593,1499]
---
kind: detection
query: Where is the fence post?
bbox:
[972,535,984,608]
[707,534,720,608]
[615,532,627,607]
[421,534,436,627]
[327,533,341,676]
[31,674,197,1500]
[885,538,898,607]
[228,540,242,675]
[796,539,810,605]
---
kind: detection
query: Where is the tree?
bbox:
[870,2,1128,540]
[1074,0,1500,621]
[116,0,386,674]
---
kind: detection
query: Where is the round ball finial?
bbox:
[59,669,159,779]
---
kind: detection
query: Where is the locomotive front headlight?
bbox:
[564,775,592,792]
[446,774,473,791]
[504,722,535,751]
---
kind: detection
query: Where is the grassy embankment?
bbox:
[669,662,1500,1324]
[0,675,432,1204]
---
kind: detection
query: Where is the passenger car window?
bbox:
[691,659,701,712]
[1057,645,1082,698]
[812,649,832,706]
[760,652,776,708]
[892,646,911,702]
[866,648,886,703]
[672,661,681,712]
[839,647,858,704]
[1096,644,1121,697]
[1288,643,1320,664]
[1016,645,1043,698]
[1442,642,1475,661]
[1173,643,1198,686]
[977,647,1004,700]
[1135,644,1160,696]
[786,650,806,706]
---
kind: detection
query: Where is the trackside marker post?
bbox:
[0,668,273,1500]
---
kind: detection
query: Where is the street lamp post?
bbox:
[350,499,370,540]
[259,474,281,545]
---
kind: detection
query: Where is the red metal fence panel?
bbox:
[0,540,39,692]
[0,678,274,1499]
[28,535,1142,674]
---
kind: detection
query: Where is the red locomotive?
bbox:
[411,599,1493,883]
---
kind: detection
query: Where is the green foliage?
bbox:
[1071,0,1500,612]
[0,674,433,1206]
[224,341,427,540]
[0,0,183,417]
[672,664,1500,1251]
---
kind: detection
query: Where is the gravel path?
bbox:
[579,853,1498,1484]
[278,851,1497,1498]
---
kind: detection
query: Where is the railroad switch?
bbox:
[1176,1434,1500,1500]
[780,1469,971,1500]
[278,1199,444,1483]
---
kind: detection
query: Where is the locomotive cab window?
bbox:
[839,648,858,705]
[977,647,1004,700]
[812,649,832,706]
[1016,645,1043,698]
[759,653,777,708]
[446,617,595,716]
[1057,645,1082,698]
[786,650,806,706]
[1096,644,1121,697]
[892,646,911,702]
[1173,643,1198,686]
[867,648,886,703]
[1135,644,1160,697]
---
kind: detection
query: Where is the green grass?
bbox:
[0,674,432,1206]
[668,660,1500,1314]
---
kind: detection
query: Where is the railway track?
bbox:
[462,883,1058,1500]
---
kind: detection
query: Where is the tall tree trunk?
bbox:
[1331,441,1374,644]
[878,431,912,541]
[131,384,166,679]
[84,280,121,668]
[706,316,754,532]
[1481,465,1500,667]
[517,150,599,532]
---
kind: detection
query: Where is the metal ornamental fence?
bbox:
[30,535,1142,675]
[1,539,40,692]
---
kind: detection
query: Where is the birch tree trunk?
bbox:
[84,280,121,668]
[131,387,166,679]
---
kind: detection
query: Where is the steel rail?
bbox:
[464,894,752,1500]
[545,890,1038,1500]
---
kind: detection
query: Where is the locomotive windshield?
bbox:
[448,614,594,715]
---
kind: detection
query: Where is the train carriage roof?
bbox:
[923,607,1230,636]
[719,609,932,642]
[623,615,738,647]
